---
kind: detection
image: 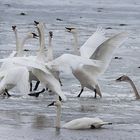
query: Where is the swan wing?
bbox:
[47,54,102,73]
[80,27,107,58]
[90,32,129,72]
[81,64,102,78]
[0,57,49,74]
[16,67,30,95]
[63,117,96,129]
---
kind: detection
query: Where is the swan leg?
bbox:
[4,89,11,97]
[94,88,97,98]
[77,88,84,97]
[95,84,102,98]
[28,88,45,97]
[33,81,40,91]
[30,82,32,92]
[59,78,63,86]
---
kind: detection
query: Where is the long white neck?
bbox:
[17,35,29,56]
[56,104,61,128]
[47,34,53,61]
[127,77,140,99]
[13,29,20,52]
[72,33,80,56]
[37,24,46,62]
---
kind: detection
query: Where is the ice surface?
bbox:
[0,0,140,139]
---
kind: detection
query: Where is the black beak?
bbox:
[116,77,122,82]
[12,26,16,31]
[49,31,53,38]
[32,33,39,39]
[65,27,75,32]
[59,96,62,101]
[65,27,72,32]
[48,101,55,107]
[34,21,39,26]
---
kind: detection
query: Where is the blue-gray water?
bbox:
[0,0,140,139]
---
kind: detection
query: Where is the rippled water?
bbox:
[0,0,140,139]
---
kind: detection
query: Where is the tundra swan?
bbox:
[116,75,140,99]
[30,21,62,94]
[0,56,67,101]
[65,27,106,58]
[48,100,112,129]
[0,66,30,96]
[47,32,128,98]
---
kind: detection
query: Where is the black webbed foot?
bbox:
[28,88,45,97]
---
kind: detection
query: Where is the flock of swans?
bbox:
[0,21,139,129]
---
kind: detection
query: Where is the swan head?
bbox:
[34,21,46,30]
[65,27,77,34]
[49,31,53,38]
[12,26,17,31]
[34,21,39,26]
[48,100,61,107]
[116,75,129,82]
[27,32,39,39]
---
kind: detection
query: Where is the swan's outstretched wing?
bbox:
[0,57,49,74]
[90,32,129,72]
[80,27,107,58]
[47,54,102,73]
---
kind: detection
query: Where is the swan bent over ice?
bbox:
[48,100,112,129]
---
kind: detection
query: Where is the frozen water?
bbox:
[0,0,140,139]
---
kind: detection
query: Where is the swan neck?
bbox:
[47,36,53,61]
[127,77,140,99]
[56,104,61,128]
[14,29,20,52]
[73,33,80,55]
[40,27,46,52]
[38,25,46,59]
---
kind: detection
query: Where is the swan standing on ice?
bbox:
[48,100,112,129]
[0,56,67,101]
[47,32,128,98]
[0,28,38,96]
[31,21,62,94]
[116,75,140,99]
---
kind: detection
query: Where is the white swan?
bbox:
[0,66,30,96]
[0,56,67,101]
[31,21,62,94]
[47,32,128,98]
[11,26,38,57]
[0,26,38,72]
[116,75,140,99]
[48,100,112,129]
[0,27,38,96]
[65,27,106,58]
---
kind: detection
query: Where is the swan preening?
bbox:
[116,75,140,99]
[48,100,112,129]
